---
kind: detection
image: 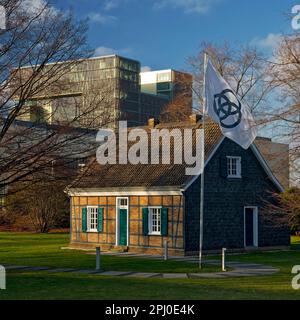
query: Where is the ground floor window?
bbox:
[87,206,98,232]
[149,207,162,235]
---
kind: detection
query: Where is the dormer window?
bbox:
[227,156,242,178]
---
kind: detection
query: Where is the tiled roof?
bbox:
[69,119,223,189]
[255,138,289,189]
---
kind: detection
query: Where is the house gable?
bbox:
[182,137,284,193]
[184,137,289,253]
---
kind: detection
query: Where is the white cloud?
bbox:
[153,0,220,14]
[87,12,117,25]
[94,46,132,57]
[22,0,46,11]
[141,66,152,72]
[94,46,116,56]
[104,0,134,11]
[104,0,121,11]
[251,33,283,52]
[21,0,57,16]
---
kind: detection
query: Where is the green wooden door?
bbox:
[119,209,127,246]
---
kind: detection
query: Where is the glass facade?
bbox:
[140,70,192,110]
[17,57,192,128]
[157,72,171,82]
[18,55,142,128]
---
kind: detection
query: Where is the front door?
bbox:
[244,207,258,247]
[119,208,128,246]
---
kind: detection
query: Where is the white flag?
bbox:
[205,58,257,149]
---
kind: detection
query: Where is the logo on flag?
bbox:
[205,58,257,149]
[213,89,242,129]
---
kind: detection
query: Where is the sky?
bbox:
[50,0,298,71]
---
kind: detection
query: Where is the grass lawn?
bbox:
[0,232,216,273]
[0,233,300,300]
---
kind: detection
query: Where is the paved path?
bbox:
[2,259,279,279]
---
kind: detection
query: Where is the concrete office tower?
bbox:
[15,55,142,128]
[140,69,192,100]
[13,57,193,128]
[140,69,193,122]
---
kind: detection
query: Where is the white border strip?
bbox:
[68,190,183,196]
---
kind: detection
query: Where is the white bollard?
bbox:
[0,265,5,290]
[222,248,227,272]
[164,240,168,261]
[96,247,101,271]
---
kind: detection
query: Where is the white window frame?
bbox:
[244,206,258,248]
[148,206,162,236]
[227,156,242,178]
[87,206,98,233]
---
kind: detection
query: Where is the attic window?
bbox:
[227,156,242,178]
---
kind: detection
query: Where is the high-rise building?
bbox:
[16,55,141,128]
[140,69,193,122]
[14,56,193,128]
[140,69,193,101]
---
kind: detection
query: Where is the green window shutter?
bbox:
[82,207,87,232]
[161,207,168,236]
[98,207,104,232]
[142,207,149,236]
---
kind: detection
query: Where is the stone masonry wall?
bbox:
[184,138,290,253]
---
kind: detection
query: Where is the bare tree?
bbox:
[264,187,300,235]
[160,72,193,122]
[188,42,271,113]
[4,176,69,232]
[185,42,293,190]
[262,33,300,186]
[0,0,115,200]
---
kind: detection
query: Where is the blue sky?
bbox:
[51,0,296,71]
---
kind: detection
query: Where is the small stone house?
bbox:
[67,118,290,256]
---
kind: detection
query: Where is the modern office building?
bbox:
[14,56,193,128]
[140,69,193,122]
[16,55,141,128]
[140,69,193,101]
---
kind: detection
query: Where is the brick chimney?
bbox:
[148,118,160,128]
[189,114,202,124]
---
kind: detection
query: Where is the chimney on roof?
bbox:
[148,118,160,128]
[78,163,86,172]
[189,114,202,124]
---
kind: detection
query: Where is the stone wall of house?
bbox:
[70,195,185,255]
[184,138,290,254]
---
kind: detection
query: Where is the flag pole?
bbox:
[199,52,208,269]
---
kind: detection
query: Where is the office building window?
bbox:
[157,82,171,91]
[157,72,171,82]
